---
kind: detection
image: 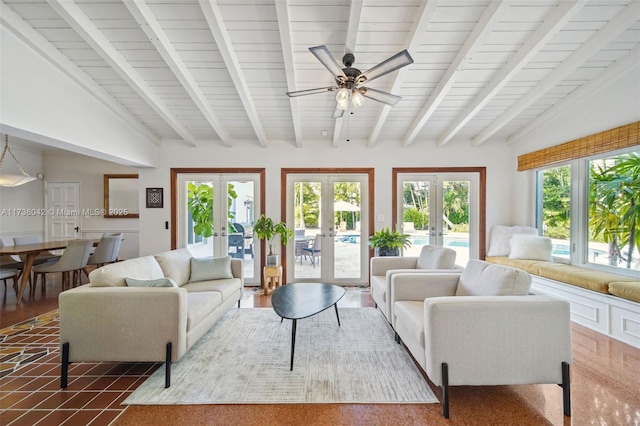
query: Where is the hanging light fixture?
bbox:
[0,135,37,187]
[351,89,365,108]
[335,87,349,110]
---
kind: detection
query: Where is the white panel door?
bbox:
[46,182,80,240]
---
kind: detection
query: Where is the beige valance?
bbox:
[517,121,640,171]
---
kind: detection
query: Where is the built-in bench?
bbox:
[485,256,640,349]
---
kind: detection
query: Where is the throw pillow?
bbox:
[190,256,233,282]
[125,277,178,287]
[509,234,553,261]
[416,245,456,269]
[486,225,538,257]
[456,259,532,296]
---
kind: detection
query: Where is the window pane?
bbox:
[588,151,640,271]
[538,165,571,261]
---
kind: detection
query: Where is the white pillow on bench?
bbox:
[509,234,553,261]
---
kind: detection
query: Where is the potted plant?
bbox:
[369,227,412,256]
[253,214,294,265]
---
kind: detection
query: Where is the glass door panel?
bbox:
[442,179,471,266]
[178,173,259,284]
[401,179,433,257]
[288,173,369,285]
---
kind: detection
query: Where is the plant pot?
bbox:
[377,247,399,256]
[266,254,279,266]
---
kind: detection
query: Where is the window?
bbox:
[535,149,640,273]
[536,165,571,262]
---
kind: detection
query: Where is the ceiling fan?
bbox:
[286,45,414,118]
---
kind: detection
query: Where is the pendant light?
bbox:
[0,135,37,187]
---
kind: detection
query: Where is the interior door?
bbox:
[286,173,369,285]
[177,173,259,284]
[46,182,80,240]
[397,173,478,265]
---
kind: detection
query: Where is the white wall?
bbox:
[0,26,158,168]
[137,142,515,256]
[43,152,139,259]
[0,144,45,245]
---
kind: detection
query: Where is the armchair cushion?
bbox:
[416,245,456,269]
[155,248,192,286]
[189,256,233,282]
[89,256,164,287]
[456,260,532,296]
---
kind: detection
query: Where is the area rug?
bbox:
[124,307,438,405]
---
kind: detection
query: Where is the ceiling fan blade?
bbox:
[332,107,345,119]
[360,87,402,106]
[309,45,347,79]
[356,50,414,85]
[286,86,338,98]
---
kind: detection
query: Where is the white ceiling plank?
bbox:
[367,0,437,148]
[46,0,197,147]
[436,1,585,147]
[402,0,508,147]
[333,0,363,148]
[0,3,161,147]
[275,0,302,147]
[471,1,640,146]
[507,44,640,145]
[123,0,232,147]
[198,0,268,148]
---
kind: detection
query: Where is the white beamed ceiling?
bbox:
[2,0,639,148]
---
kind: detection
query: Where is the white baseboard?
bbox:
[531,276,640,349]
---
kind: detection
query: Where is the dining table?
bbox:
[0,239,98,303]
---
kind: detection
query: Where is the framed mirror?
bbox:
[104,174,139,218]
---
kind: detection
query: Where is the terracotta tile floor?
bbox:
[1,276,639,425]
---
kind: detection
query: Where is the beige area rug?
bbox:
[124,307,438,404]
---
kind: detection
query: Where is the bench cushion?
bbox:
[608,281,640,303]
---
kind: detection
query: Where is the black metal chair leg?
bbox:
[562,361,571,416]
[441,363,450,418]
[61,342,70,388]
[165,342,172,388]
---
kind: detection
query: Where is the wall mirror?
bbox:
[104,174,139,218]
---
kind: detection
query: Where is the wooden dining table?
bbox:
[0,239,98,303]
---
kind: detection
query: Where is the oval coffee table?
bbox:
[271,283,346,370]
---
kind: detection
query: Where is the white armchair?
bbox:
[369,245,462,322]
[390,260,572,418]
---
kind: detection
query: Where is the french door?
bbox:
[285,171,371,286]
[395,170,484,265]
[176,172,261,284]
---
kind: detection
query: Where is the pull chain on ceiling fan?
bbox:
[286,45,414,118]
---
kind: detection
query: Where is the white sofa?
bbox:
[370,245,462,323]
[59,248,243,388]
[390,259,572,418]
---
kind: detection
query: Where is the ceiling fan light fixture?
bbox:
[351,90,365,108]
[336,97,349,110]
[335,87,349,103]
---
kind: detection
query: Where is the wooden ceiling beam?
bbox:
[124,0,232,147]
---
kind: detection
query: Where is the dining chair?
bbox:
[31,239,94,294]
[13,236,61,265]
[228,233,245,259]
[82,234,123,278]
[0,268,20,295]
[303,234,322,267]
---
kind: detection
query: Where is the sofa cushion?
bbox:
[608,281,640,303]
[183,278,241,301]
[394,301,425,349]
[190,256,233,282]
[416,245,456,269]
[456,260,532,296]
[89,256,164,287]
[154,248,192,287]
[186,291,223,332]
[486,225,538,257]
[125,277,178,288]
[509,234,553,261]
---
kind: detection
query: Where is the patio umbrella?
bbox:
[334,200,360,229]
